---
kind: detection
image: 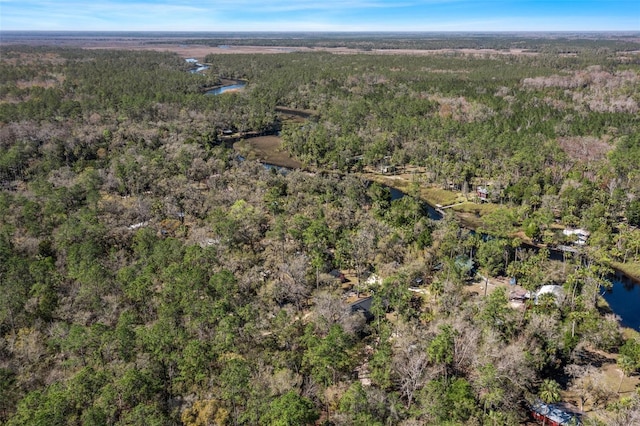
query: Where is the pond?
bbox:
[546,248,640,331]
[603,272,640,330]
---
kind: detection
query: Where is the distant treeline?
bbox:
[180,32,640,53]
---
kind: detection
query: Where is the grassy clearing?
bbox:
[450,201,499,216]
[450,202,503,229]
[234,136,304,169]
[362,174,411,190]
[420,187,460,206]
[610,261,640,283]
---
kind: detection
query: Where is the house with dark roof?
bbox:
[350,297,374,321]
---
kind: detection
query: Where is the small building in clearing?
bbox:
[534,285,565,306]
[562,228,589,245]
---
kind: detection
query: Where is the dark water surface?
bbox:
[603,272,640,330]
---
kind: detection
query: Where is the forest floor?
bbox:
[466,274,515,298]
[564,349,640,422]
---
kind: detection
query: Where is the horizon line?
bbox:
[2,30,639,34]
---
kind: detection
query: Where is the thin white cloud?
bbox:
[202,0,462,13]
[1,0,456,16]
[33,0,207,14]
[1,0,217,30]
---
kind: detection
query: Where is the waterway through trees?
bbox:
[190,59,640,331]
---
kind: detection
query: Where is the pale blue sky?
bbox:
[1,0,638,32]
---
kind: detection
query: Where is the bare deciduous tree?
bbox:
[391,324,435,408]
[313,291,365,336]
[272,253,310,310]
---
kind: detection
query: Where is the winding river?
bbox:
[260,153,640,330]
[390,186,640,330]
[205,82,247,95]
[186,58,247,95]
[188,59,640,330]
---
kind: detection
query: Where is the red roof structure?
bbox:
[530,401,581,426]
[477,186,488,201]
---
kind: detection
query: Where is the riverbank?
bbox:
[359,170,500,228]
[367,172,640,285]
[610,261,640,284]
[202,78,247,94]
[226,116,640,290]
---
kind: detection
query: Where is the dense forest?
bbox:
[176,32,640,53]
[1,35,640,425]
